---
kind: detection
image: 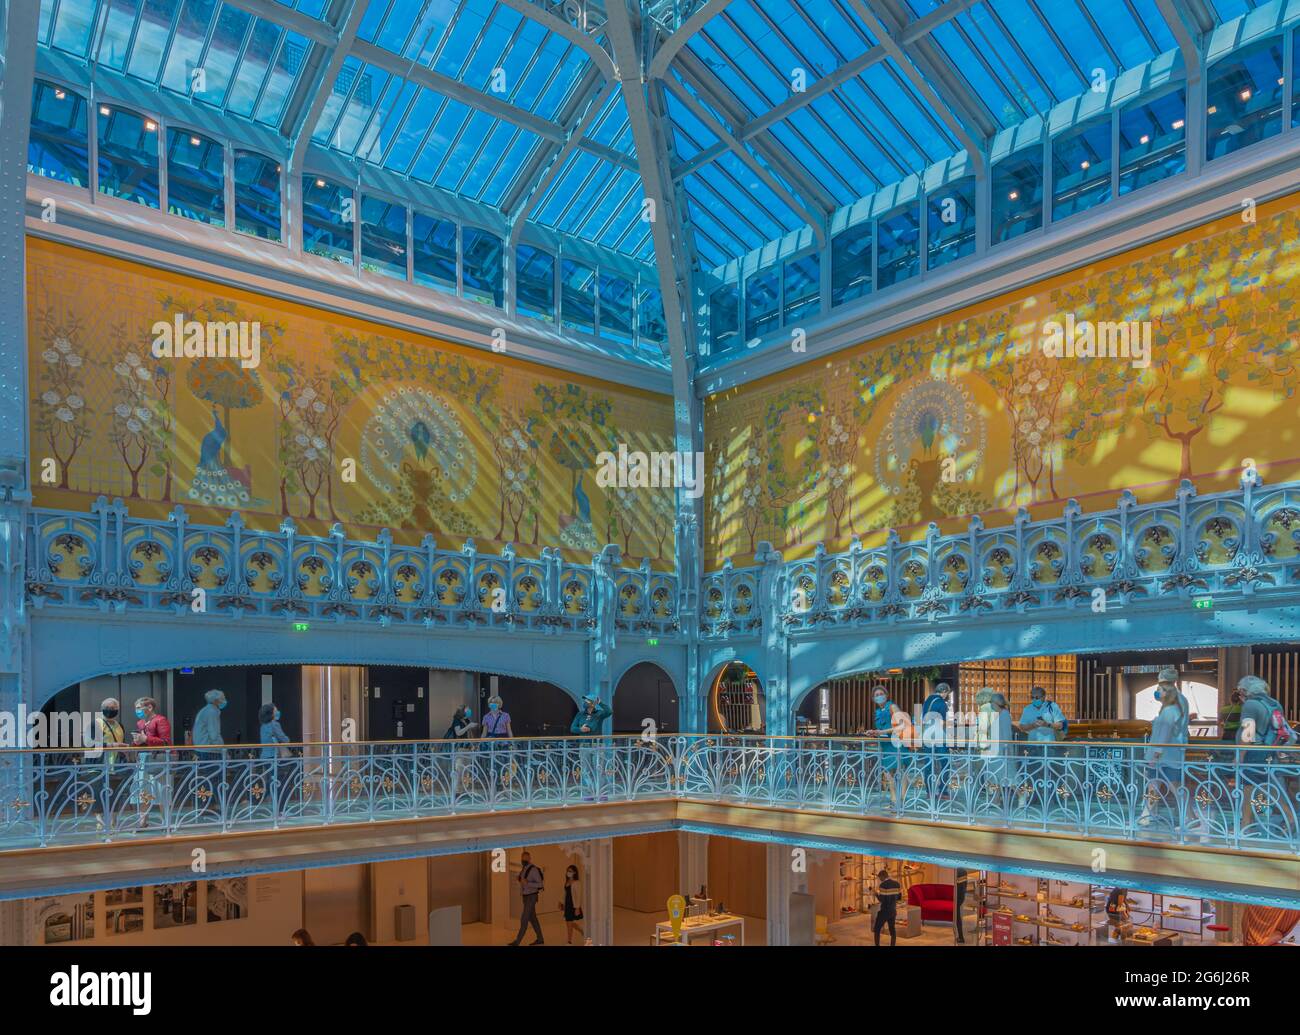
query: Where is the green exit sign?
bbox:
[1193,598,1214,611]
[293,621,310,632]
[646,637,659,646]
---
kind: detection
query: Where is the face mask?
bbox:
[274,709,281,721]
[135,708,146,719]
[1154,688,1162,701]
[103,708,118,719]
[1032,697,1044,705]
[218,700,227,710]
[874,696,886,705]
[464,709,472,719]
[489,702,499,711]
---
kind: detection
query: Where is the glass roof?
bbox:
[32,0,1264,302]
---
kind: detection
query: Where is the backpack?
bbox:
[1263,707,1297,746]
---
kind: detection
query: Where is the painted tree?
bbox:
[758,383,823,549]
[105,324,173,499]
[534,383,614,543]
[31,310,91,490]
[487,408,541,543]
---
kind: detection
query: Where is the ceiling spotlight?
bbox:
[190,136,201,146]
[1207,105,1217,115]
[1008,190,1019,200]
[54,88,66,100]
[144,120,157,132]
[1080,160,1090,170]
[316,178,326,187]
[1279,77,1286,86]
[100,105,111,116]
[1239,88,1252,101]
[1139,134,1149,144]
[1172,119,1184,129]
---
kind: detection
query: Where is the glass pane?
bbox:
[233,150,281,241]
[413,212,457,293]
[96,104,159,207]
[927,177,976,270]
[29,81,89,186]
[302,175,354,265]
[1119,90,1186,195]
[360,195,407,279]
[1052,116,1112,222]
[599,273,634,345]
[831,221,873,307]
[167,128,225,226]
[462,227,503,307]
[991,149,1044,244]
[1295,27,1300,129]
[1206,36,1284,162]
[744,267,780,341]
[783,254,820,325]
[638,286,667,347]
[710,283,740,355]
[876,203,920,289]
[560,258,596,335]
[516,245,555,322]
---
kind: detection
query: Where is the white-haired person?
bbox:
[1234,674,1297,840]
[480,693,515,793]
[190,689,228,818]
[1139,667,1189,828]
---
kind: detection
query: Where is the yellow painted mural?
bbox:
[27,239,676,567]
[705,196,1300,568]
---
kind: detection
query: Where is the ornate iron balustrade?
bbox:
[2,735,1296,856]
[22,497,678,636]
[701,477,1300,637]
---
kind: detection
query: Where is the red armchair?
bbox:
[908,883,955,923]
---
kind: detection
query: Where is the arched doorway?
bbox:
[709,662,765,734]
[612,662,678,734]
[794,668,945,734]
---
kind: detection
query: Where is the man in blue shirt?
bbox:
[1017,686,1066,795]
[921,681,953,796]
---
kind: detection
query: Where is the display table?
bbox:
[654,913,745,945]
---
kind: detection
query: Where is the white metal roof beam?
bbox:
[647,0,734,80]
[224,0,339,46]
[663,77,827,247]
[496,0,617,80]
[1156,0,1204,80]
[850,0,986,175]
[282,0,366,151]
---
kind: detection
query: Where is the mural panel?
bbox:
[706,198,1300,567]
[27,240,676,567]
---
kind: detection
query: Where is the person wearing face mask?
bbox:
[921,681,953,797]
[1235,674,1297,837]
[571,694,613,801]
[444,706,479,796]
[190,689,227,819]
[1221,689,1244,741]
[481,694,515,793]
[92,698,127,831]
[979,690,1013,790]
[257,702,293,815]
[873,686,911,805]
[130,697,172,830]
[560,863,585,944]
[1017,685,1065,790]
[1139,668,1188,828]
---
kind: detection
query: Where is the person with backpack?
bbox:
[1235,675,1297,837]
[508,850,545,946]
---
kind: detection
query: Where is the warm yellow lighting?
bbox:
[1008,190,1019,200]
[1080,160,1090,170]
[1172,119,1184,129]
[99,105,111,116]
[190,136,201,146]
[1240,88,1252,101]
[144,120,157,132]
[54,89,66,100]
[316,178,326,187]
[1207,105,1217,115]
[1139,134,1149,144]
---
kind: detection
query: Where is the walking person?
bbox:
[93,698,127,832]
[570,693,612,801]
[258,703,293,814]
[921,681,953,797]
[508,850,545,946]
[481,695,515,797]
[444,706,479,797]
[130,697,172,830]
[560,864,585,944]
[872,867,902,947]
[1139,667,1189,828]
[190,689,226,819]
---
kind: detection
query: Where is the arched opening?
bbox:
[794,668,948,734]
[709,662,765,734]
[476,673,577,736]
[612,662,678,734]
[1134,679,1219,735]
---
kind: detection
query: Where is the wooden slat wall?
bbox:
[1075,655,1117,720]
[1253,645,1300,718]
[957,656,1077,718]
[823,672,931,734]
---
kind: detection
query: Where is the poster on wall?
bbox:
[105,886,145,937]
[206,878,248,922]
[31,893,95,943]
[153,882,198,929]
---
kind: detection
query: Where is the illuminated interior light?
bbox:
[190,136,201,146]
[145,120,157,132]
[1239,89,1251,101]
[1080,160,1090,170]
[54,89,66,100]
[1206,106,1217,115]
[316,178,326,187]
[1008,191,1019,200]
[1172,119,1184,129]
[1139,135,1149,144]
[99,105,111,116]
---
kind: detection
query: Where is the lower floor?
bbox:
[6,831,1295,948]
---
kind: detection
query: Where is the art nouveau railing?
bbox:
[23,497,678,635]
[700,478,1300,637]
[2,736,1297,856]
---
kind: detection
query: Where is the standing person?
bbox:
[93,698,127,831]
[921,682,953,796]
[508,850,545,946]
[1221,689,1244,741]
[1105,888,1131,941]
[873,686,901,805]
[872,867,902,947]
[258,703,293,814]
[191,690,226,818]
[1016,686,1066,794]
[130,697,172,830]
[953,868,969,944]
[1140,667,1189,828]
[1235,675,1297,838]
[571,694,612,801]
[560,864,585,944]
[445,706,479,796]
[481,695,514,795]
